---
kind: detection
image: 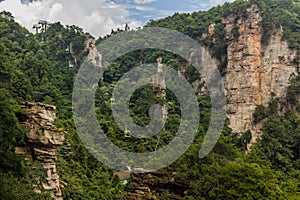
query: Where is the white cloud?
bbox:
[133,0,156,4]
[0,0,142,37]
[130,5,155,11]
[209,0,235,5]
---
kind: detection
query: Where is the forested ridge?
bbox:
[0,0,300,199]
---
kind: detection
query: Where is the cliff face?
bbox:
[123,172,191,200]
[223,4,297,146]
[15,102,64,200]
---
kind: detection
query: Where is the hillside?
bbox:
[0,0,300,199]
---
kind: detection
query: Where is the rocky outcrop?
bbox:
[85,36,102,67]
[223,4,297,148]
[15,102,64,200]
[123,172,191,200]
[262,30,297,104]
[208,24,215,36]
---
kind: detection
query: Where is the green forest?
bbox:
[0,0,300,199]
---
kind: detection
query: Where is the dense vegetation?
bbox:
[0,0,299,199]
[0,11,124,199]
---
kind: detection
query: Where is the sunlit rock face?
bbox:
[15,102,64,200]
[222,4,297,147]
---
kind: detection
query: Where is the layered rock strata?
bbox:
[124,172,191,200]
[223,4,297,147]
[15,102,64,200]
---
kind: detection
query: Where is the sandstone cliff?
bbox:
[15,102,64,200]
[222,4,297,148]
[123,172,191,200]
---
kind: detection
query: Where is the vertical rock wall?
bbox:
[223,4,297,146]
[15,102,64,200]
[262,31,298,104]
[223,5,263,135]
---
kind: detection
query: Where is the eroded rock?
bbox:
[123,172,191,200]
[15,102,64,200]
[223,4,297,149]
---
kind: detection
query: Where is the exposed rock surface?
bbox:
[262,30,297,104]
[123,172,191,200]
[223,4,297,148]
[208,24,215,36]
[85,36,102,67]
[15,102,64,200]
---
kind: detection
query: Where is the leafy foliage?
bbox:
[1,0,300,198]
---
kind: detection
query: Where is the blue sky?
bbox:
[109,0,233,23]
[0,0,233,37]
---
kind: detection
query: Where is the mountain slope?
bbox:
[0,0,299,199]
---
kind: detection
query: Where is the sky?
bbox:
[0,0,234,37]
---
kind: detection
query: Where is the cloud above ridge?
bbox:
[0,0,142,37]
[0,0,235,37]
